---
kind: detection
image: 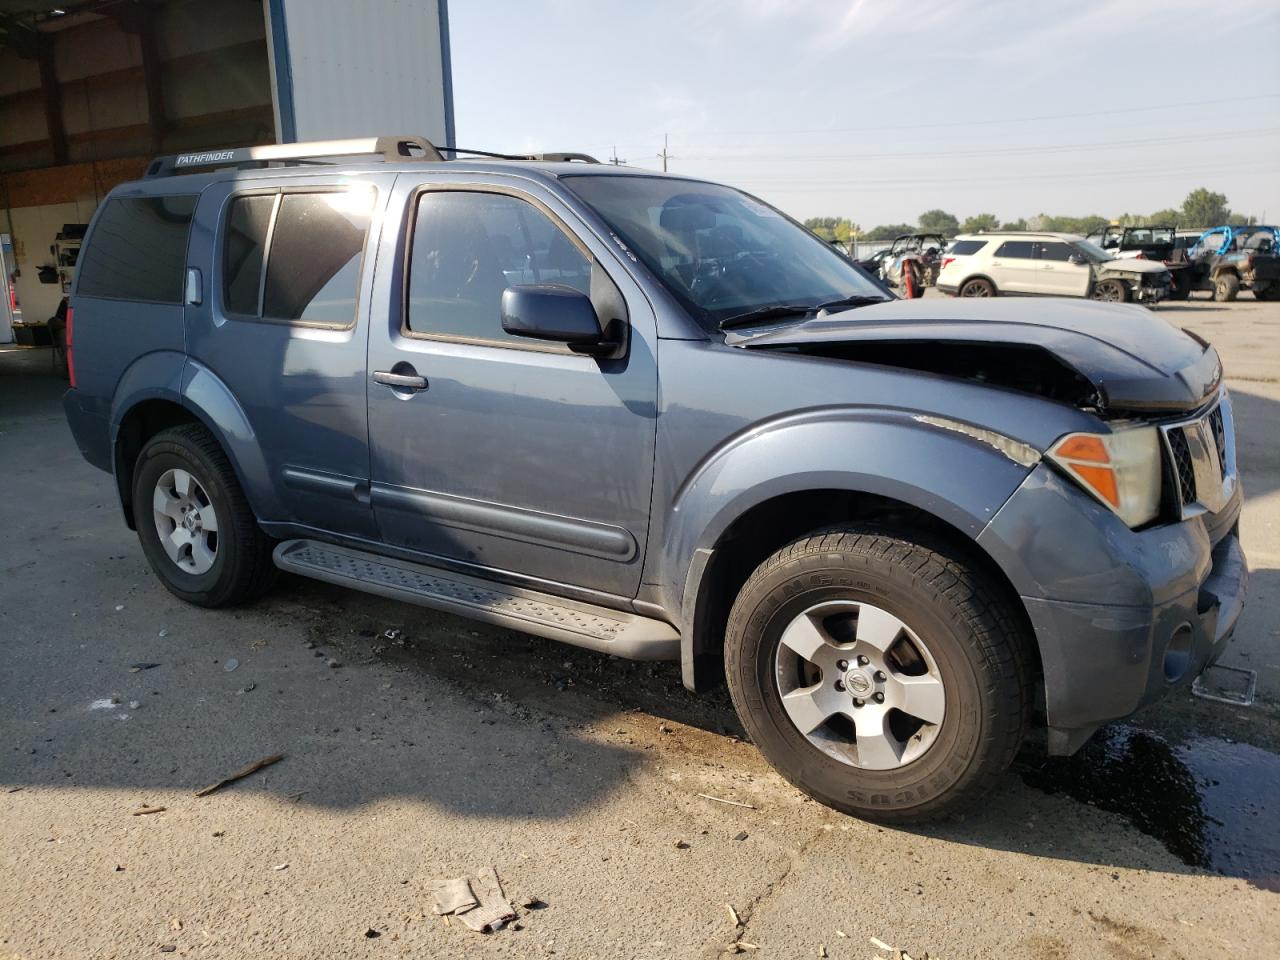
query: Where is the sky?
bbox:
[449,0,1280,229]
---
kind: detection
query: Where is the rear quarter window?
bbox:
[946,239,988,256]
[76,196,197,303]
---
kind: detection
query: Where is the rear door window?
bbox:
[77,195,197,302]
[219,188,373,327]
[993,241,1035,258]
[222,195,274,316]
[946,239,988,256]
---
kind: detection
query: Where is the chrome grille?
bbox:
[1159,393,1235,518]
[1166,429,1197,507]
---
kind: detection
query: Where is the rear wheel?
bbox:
[132,424,277,607]
[1253,284,1279,301]
[1213,273,1240,302]
[1167,272,1191,301]
[959,277,995,297]
[1091,278,1129,302]
[724,526,1031,823]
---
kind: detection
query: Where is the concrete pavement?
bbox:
[1,295,1277,959]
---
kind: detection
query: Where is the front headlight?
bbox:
[1047,427,1162,527]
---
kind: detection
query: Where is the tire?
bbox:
[1167,272,1191,301]
[1213,273,1240,302]
[132,423,277,607]
[725,525,1031,824]
[1090,278,1129,302]
[1253,284,1279,302]
[959,277,995,297]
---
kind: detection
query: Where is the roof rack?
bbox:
[144,136,444,178]
[144,136,601,178]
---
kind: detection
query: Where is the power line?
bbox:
[727,160,1278,190]
[608,146,627,165]
[678,129,1280,163]
[657,93,1280,139]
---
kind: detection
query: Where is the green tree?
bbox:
[1180,188,1231,229]
[917,209,960,235]
[1000,217,1028,231]
[960,213,999,234]
[803,217,861,242]
[866,223,916,240]
[1145,208,1182,226]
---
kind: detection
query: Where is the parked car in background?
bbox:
[62,137,1245,825]
[937,232,1172,304]
[1180,225,1280,301]
[879,232,948,295]
[1084,225,1191,299]
[856,246,892,277]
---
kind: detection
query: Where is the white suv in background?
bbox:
[936,232,1172,305]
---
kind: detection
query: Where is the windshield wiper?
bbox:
[718,294,889,331]
[812,294,891,314]
[718,304,816,330]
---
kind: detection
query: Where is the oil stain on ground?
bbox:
[1023,724,1280,891]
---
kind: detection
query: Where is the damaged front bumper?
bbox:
[979,461,1247,756]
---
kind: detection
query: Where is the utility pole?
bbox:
[609,146,626,166]
[657,133,673,172]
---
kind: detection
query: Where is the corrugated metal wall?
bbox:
[270,0,452,149]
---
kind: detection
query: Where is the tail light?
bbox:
[65,303,76,388]
[940,257,955,270]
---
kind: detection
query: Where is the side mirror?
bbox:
[501,284,607,353]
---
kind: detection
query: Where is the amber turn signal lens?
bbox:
[1053,434,1109,463]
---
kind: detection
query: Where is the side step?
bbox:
[273,539,680,661]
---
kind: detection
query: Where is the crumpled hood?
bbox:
[732,296,1221,413]
[1100,257,1169,276]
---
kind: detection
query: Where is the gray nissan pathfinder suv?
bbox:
[62,137,1247,822]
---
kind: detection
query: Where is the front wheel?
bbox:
[725,526,1031,823]
[1091,278,1129,302]
[132,424,277,607]
[1213,273,1240,302]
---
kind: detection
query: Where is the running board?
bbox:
[273,539,680,661]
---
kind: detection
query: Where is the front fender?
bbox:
[663,408,1038,638]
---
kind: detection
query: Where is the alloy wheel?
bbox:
[152,468,220,575]
[774,599,946,770]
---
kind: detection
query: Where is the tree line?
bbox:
[803,189,1257,242]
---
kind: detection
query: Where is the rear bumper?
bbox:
[936,282,959,295]
[62,388,112,474]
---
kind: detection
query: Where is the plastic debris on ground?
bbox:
[432,867,517,933]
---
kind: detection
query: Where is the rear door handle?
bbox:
[372,370,428,391]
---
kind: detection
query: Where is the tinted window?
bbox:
[994,241,1035,259]
[77,196,196,302]
[1036,242,1074,262]
[406,191,591,344]
[947,239,988,256]
[261,191,372,326]
[222,195,274,315]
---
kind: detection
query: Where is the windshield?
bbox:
[562,174,886,331]
[1070,239,1111,263]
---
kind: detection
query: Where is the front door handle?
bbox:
[372,370,428,391]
